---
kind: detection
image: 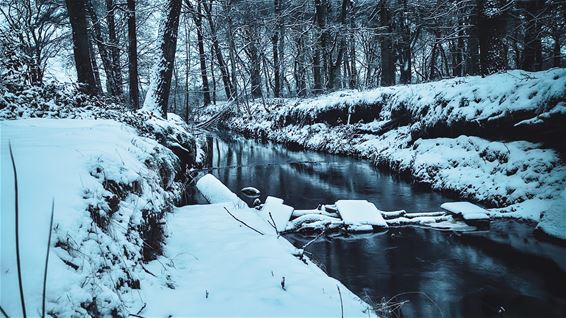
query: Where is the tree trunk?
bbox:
[105,0,123,96]
[520,0,544,71]
[142,0,182,116]
[225,0,238,104]
[127,0,140,109]
[89,33,103,92]
[247,32,262,98]
[313,0,328,94]
[295,33,307,97]
[272,0,282,97]
[466,1,480,75]
[203,0,235,99]
[193,0,211,105]
[86,0,119,95]
[210,44,217,104]
[184,16,190,120]
[398,0,411,84]
[429,31,441,80]
[327,0,349,90]
[378,0,395,86]
[553,34,561,67]
[65,0,99,95]
[478,0,508,75]
[349,1,357,89]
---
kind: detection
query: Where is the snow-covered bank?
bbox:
[139,203,375,317]
[0,119,191,316]
[205,69,566,240]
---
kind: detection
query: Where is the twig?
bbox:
[223,207,264,235]
[0,305,10,318]
[140,264,157,277]
[302,229,326,250]
[268,212,279,236]
[135,303,147,315]
[337,285,344,318]
[42,199,55,318]
[9,142,26,318]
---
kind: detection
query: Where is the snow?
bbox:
[260,196,295,232]
[241,186,261,196]
[196,174,247,208]
[139,203,375,317]
[441,202,490,221]
[335,200,388,228]
[536,189,566,240]
[1,118,181,316]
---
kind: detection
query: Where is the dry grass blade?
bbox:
[337,285,344,318]
[42,199,55,318]
[9,142,27,318]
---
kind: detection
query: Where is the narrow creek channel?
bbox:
[189,131,566,318]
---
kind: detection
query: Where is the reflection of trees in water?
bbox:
[208,132,448,211]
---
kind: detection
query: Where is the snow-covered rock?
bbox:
[261,196,294,232]
[335,200,388,229]
[441,201,490,227]
[241,186,261,196]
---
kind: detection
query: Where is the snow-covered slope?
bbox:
[208,69,566,240]
[1,119,182,316]
[140,203,375,317]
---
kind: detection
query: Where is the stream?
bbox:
[189,132,566,318]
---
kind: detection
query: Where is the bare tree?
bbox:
[142,0,183,116]
[65,0,99,94]
[127,0,140,109]
[0,0,67,84]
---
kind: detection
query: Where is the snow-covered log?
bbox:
[196,174,247,208]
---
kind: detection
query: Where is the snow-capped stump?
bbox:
[261,196,294,233]
[440,202,490,227]
[241,186,261,197]
[335,200,388,230]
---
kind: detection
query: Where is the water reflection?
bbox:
[203,132,448,212]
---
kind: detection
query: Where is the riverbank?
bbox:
[1,81,203,315]
[140,202,375,316]
[203,69,566,240]
[1,118,192,316]
[0,118,374,316]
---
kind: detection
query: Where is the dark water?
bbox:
[193,132,566,318]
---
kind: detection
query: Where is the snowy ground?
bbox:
[1,119,182,316]
[203,69,566,240]
[140,203,375,317]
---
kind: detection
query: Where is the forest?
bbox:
[1,0,564,116]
